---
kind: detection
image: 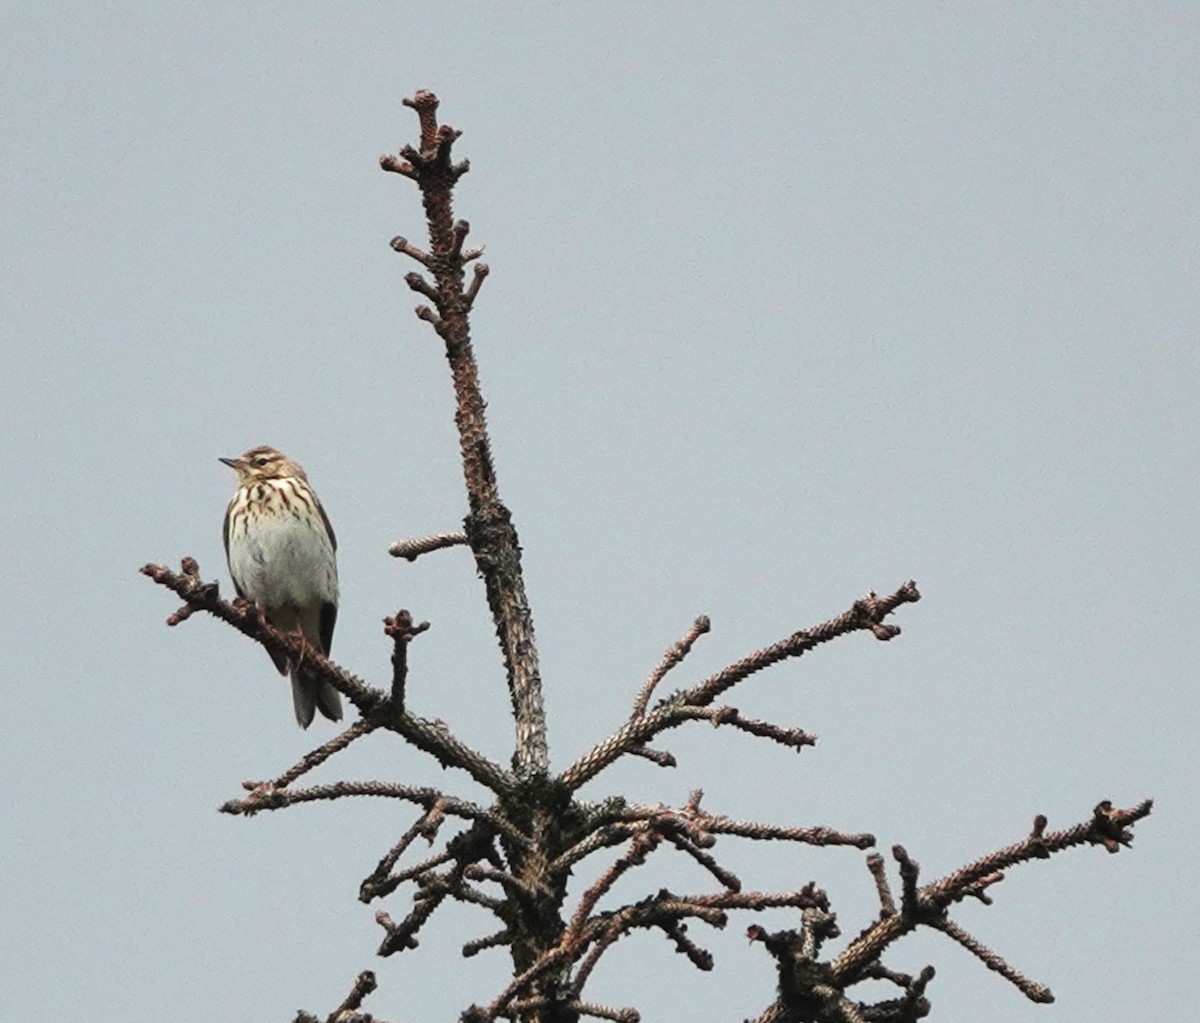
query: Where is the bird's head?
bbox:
[219,446,307,484]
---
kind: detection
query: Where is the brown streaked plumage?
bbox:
[220,446,342,728]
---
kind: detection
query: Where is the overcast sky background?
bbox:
[2,4,1195,1021]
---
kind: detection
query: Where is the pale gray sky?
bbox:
[2,4,1195,1021]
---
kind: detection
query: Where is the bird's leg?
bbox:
[292,622,309,669]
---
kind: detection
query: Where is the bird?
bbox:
[219,446,343,728]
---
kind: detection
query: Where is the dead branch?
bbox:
[388,530,469,560]
[220,780,483,822]
[142,91,1154,1023]
[361,848,457,904]
[630,615,710,719]
[930,917,1053,1003]
[142,559,514,794]
[384,88,547,779]
[383,610,430,711]
[360,804,448,902]
[141,559,383,711]
[674,705,817,752]
[250,718,381,790]
[829,800,1152,998]
[560,582,920,791]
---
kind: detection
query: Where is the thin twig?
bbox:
[567,831,661,935]
[661,831,741,891]
[830,799,1153,988]
[360,804,447,902]
[674,705,817,751]
[463,929,513,958]
[251,718,380,790]
[362,848,457,902]
[572,1001,640,1022]
[630,615,710,719]
[625,744,677,768]
[685,583,921,709]
[659,921,715,970]
[463,863,545,899]
[388,530,469,560]
[219,779,501,837]
[922,799,1153,907]
[930,917,1054,1003]
[560,582,920,790]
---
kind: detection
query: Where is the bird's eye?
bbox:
[253,456,269,467]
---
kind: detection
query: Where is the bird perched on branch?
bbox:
[220,446,342,727]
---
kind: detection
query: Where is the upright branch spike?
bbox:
[383,610,430,712]
[893,845,921,912]
[1028,814,1051,858]
[434,125,465,173]
[464,263,490,308]
[333,971,378,1016]
[865,852,896,916]
[799,904,841,958]
[403,88,441,151]
[450,219,471,259]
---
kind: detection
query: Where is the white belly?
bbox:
[228,513,338,611]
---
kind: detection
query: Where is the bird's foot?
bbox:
[292,624,310,667]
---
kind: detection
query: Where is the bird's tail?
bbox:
[291,669,343,729]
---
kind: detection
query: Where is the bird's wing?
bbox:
[316,498,337,552]
[221,500,248,600]
[319,600,337,657]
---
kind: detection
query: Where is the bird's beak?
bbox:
[219,456,243,470]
